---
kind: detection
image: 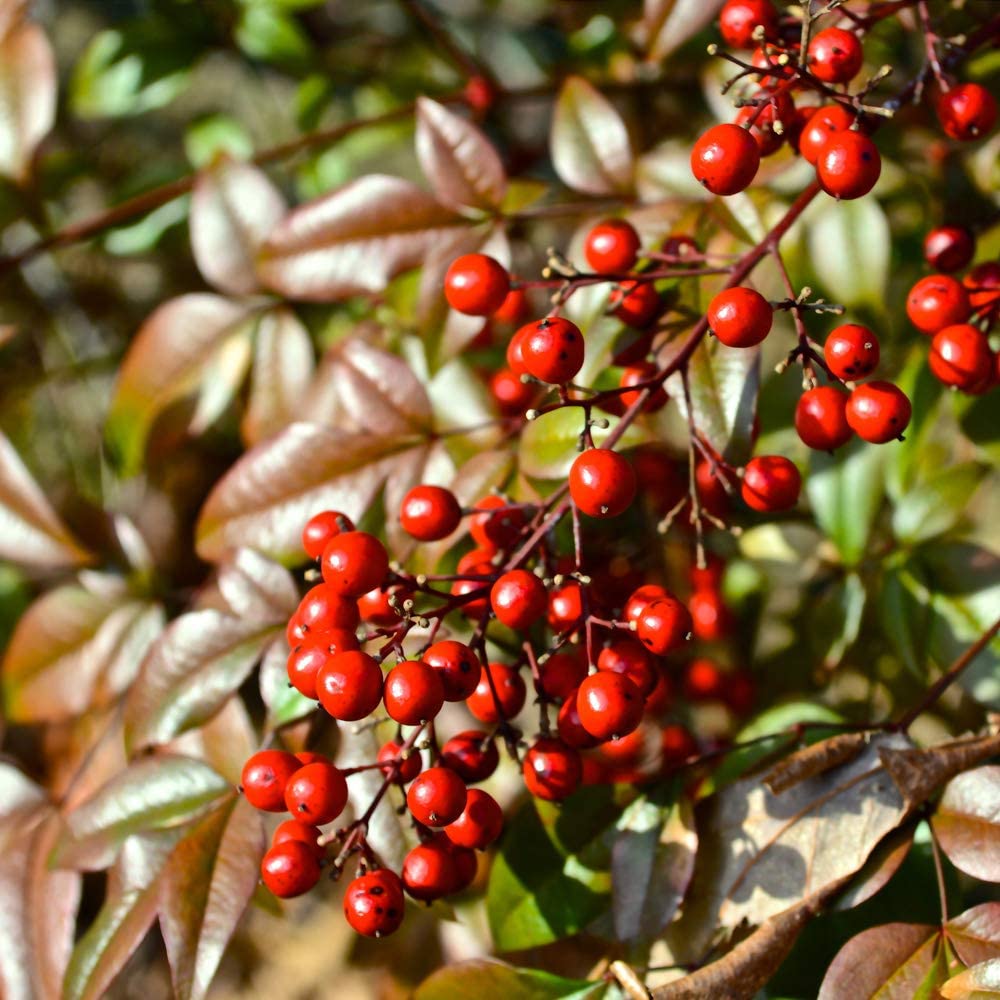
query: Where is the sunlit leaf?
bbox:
[932,767,1000,883]
[891,462,986,544]
[0,20,56,182]
[942,959,1000,999]
[215,547,299,623]
[640,0,728,62]
[259,636,315,730]
[946,903,1000,968]
[416,959,607,1000]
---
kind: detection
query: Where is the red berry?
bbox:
[321,531,389,598]
[443,835,478,892]
[463,74,495,113]
[357,586,401,626]
[402,841,459,901]
[441,730,499,783]
[547,581,585,632]
[691,123,760,196]
[538,648,588,701]
[624,583,670,625]
[708,286,773,347]
[316,650,383,721]
[924,226,975,273]
[965,261,1000,314]
[344,869,405,937]
[689,589,735,641]
[261,841,321,898]
[490,368,536,416]
[444,254,511,316]
[690,551,726,591]
[816,130,880,200]
[734,102,784,157]
[823,323,880,379]
[637,596,693,655]
[619,362,669,412]
[611,280,661,328]
[294,584,361,634]
[423,639,480,702]
[584,219,641,274]
[660,724,698,770]
[490,570,547,630]
[286,631,358,698]
[696,459,733,518]
[469,494,526,551]
[522,738,583,801]
[569,448,637,519]
[519,317,585,385]
[272,818,324,860]
[302,510,354,560]
[798,104,854,165]
[383,660,445,725]
[644,666,675,714]
[556,690,601,749]
[377,739,422,784]
[577,671,644,741]
[936,83,997,141]
[661,233,701,261]
[683,657,728,701]
[795,386,853,451]
[241,750,302,812]
[284,761,348,825]
[450,565,493,620]
[294,751,327,766]
[929,323,994,392]
[808,27,863,83]
[407,766,468,827]
[400,485,462,541]
[466,662,526,722]
[741,455,801,512]
[846,381,912,443]
[632,446,686,514]
[719,0,779,49]
[444,788,504,849]
[597,639,657,699]
[494,286,528,325]
[907,274,971,334]
[506,325,530,375]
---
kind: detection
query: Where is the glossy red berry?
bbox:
[522,738,583,801]
[261,841,321,898]
[506,324,530,375]
[400,485,462,541]
[741,455,801,512]
[490,570,547,630]
[696,459,733,518]
[284,761,348,825]
[719,0,779,49]
[798,104,854,165]
[402,841,459,901]
[690,551,726,591]
[611,280,661,328]
[636,595,693,655]
[444,254,511,316]
[423,639,480,702]
[241,750,302,812]
[286,631,358,699]
[519,316,585,384]
[272,818,324,860]
[691,123,760,196]
[929,324,994,392]
[316,650,383,721]
[406,766,468,827]
[846,381,912,443]
[469,494,526,551]
[585,219,641,274]
[597,639,656,699]
[294,584,361,634]
[383,660,444,725]
[357,586,402,627]
[444,788,503,849]
[965,261,1000,314]
[624,583,669,625]
[569,448,637,518]
[733,101,784,157]
[444,836,478,892]
[936,83,997,141]
[795,386,853,451]
[619,362,669,412]
[490,368,536,416]
[321,531,389,597]
[493,286,528,324]
[441,730,499,783]
[538,649,588,701]
[708,286,773,347]
[556,691,601,749]
[660,723,698,770]
[662,233,701,261]
[808,27,863,83]
[924,226,975,273]
[294,751,327,767]
[344,869,405,937]
[577,671,644,741]
[547,581,584,632]
[683,658,728,701]
[816,130,881,200]
[907,274,970,334]
[823,323,880,380]
[302,510,354,560]
[377,740,422,784]
[689,589,735,642]
[466,662,526,722]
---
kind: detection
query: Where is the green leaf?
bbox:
[416,959,607,1000]
[807,438,884,566]
[184,115,254,170]
[815,572,866,669]
[884,348,943,503]
[879,557,933,677]
[259,637,316,730]
[234,6,312,67]
[892,463,986,544]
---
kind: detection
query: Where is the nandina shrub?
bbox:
[0,1,997,998]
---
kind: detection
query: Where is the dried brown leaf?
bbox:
[763,732,870,794]
[831,821,915,911]
[933,765,1000,882]
[879,732,1000,808]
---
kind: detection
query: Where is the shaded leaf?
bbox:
[932,766,1000,882]
[946,904,1000,968]
[190,155,286,296]
[0,20,56,182]
[0,431,91,569]
[166,697,258,788]
[763,732,869,795]
[640,0,728,62]
[415,97,507,214]
[257,174,463,301]
[416,959,606,1000]
[52,755,231,871]
[550,77,634,197]
[215,547,299,623]
[942,959,1000,999]
[892,463,986,545]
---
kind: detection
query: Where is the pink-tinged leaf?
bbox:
[51,754,231,871]
[415,97,507,215]
[639,0,728,62]
[0,806,82,1000]
[160,796,265,1000]
[0,431,90,569]
[259,636,315,731]
[933,765,1000,882]
[166,698,258,787]
[215,547,299,623]
[241,308,315,446]
[550,77,634,197]
[256,174,464,301]
[947,904,1000,968]
[941,959,1000,999]
[190,155,286,296]
[0,762,47,816]
[124,609,279,751]
[0,21,56,182]
[0,3,30,41]
[62,832,178,1000]
[818,923,941,999]
[106,294,260,474]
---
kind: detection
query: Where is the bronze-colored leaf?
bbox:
[416,97,507,214]
[215,547,299,624]
[941,959,1000,999]
[256,174,464,301]
[947,904,1000,968]
[763,732,870,794]
[831,821,915,912]
[639,0,728,63]
[165,697,259,788]
[190,155,285,296]
[0,20,56,182]
[933,765,1000,882]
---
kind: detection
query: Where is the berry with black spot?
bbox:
[907,274,971,334]
[383,660,445,725]
[823,323,880,379]
[284,761,349,825]
[423,639,480,702]
[798,104,854,165]
[636,596,693,655]
[261,841,322,898]
[344,869,405,937]
[321,531,389,598]
[519,317,586,385]
[691,123,760,196]
[441,730,499,783]
[816,130,881,200]
[522,738,583,801]
[406,766,468,827]
[808,27,863,83]
[241,750,302,812]
[846,381,912,443]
